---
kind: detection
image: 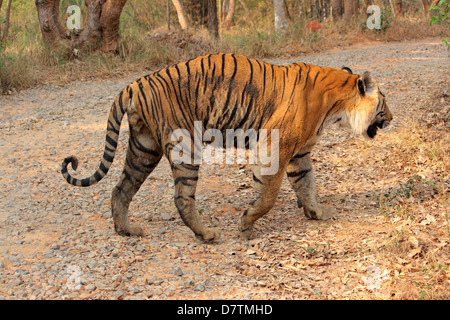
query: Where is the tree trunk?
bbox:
[99,0,128,53]
[222,0,235,29]
[331,0,344,19]
[207,0,219,38]
[172,0,189,30]
[35,0,67,44]
[0,0,3,38]
[79,0,106,50]
[1,0,12,44]
[343,0,354,20]
[420,0,434,15]
[273,0,288,32]
[35,0,128,54]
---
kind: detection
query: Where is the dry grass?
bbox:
[369,90,449,299]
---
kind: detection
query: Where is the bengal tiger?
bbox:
[61,53,393,242]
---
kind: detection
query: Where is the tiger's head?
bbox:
[339,68,393,139]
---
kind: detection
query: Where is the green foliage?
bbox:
[429,0,450,46]
[380,6,393,32]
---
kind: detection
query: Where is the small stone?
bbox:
[161,212,172,221]
[86,284,96,291]
[172,267,184,277]
[194,284,205,292]
[112,289,124,299]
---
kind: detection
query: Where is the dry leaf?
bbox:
[419,214,436,225]
[408,248,422,259]
[408,236,419,248]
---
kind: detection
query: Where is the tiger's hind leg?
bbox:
[112,125,162,237]
[286,151,333,220]
[170,163,221,242]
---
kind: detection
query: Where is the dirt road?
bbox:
[0,38,448,300]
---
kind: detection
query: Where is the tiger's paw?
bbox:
[304,206,334,220]
[239,228,253,241]
[116,224,145,237]
[238,222,254,240]
[195,228,221,243]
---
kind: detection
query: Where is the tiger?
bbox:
[61,53,393,242]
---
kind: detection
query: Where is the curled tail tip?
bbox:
[62,156,79,171]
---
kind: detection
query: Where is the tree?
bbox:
[343,0,356,19]
[331,0,343,19]
[35,0,128,54]
[207,0,219,37]
[273,0,288,32]
[0,0,12,46]
[172,0,189,30]
[421,0,441,15]
[222,0,235,29]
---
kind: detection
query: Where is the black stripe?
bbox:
[340,77,350,88]
[287,72,301,105]
[166,68,192,128]
[124,168,132,181]
[118,90,125,115]
[207,54,212,69]
[154,73,181,127]
[130,136,160,157]
[128,86,133,101]
[230,54,237,82]
[201,56,205,76]
[291,152,310,160]
[111,102,121,126]
[126,158,147,174]
[248,58,254,84]
[99,162,109,175]
[106,134,118,149]
[107,120,119,134]
[137,80,151,120]
[171,163,199,171]
[221,53,226,81]
[174,176,199,186]
[185,59,192,102]
[316,100,342,135]
[103,152,114,163]
[312,71,320,88]
[80,178,91,187]
[303,65,311,89]
[287,168,311,180]
[93,170,102,181]
[253,173,263,185]
[287,169,311,178]
[280,69,286,101]
[262,63,267,95]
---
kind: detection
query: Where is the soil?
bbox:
[0,38,449,300]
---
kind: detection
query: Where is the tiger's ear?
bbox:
[342,66,353,74]
[358,71,376,95]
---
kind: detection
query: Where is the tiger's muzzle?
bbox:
[367,105,393,139]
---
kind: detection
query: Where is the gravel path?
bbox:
[0,38,448,300]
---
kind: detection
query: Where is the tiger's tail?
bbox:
[61,87,131,187]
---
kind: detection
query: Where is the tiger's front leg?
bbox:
[239,165,286,240]
[287,151,333,220]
